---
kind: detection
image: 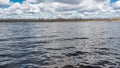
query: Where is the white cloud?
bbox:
[0,0,120,19]
[26,0,37,3]
[112,1,120,10]
[0,0,9,5]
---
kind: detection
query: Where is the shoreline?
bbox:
[0,18,120,22]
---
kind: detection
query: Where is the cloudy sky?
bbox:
[0,0,120,19]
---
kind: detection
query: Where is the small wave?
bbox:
[9,40,51,47]
[93,60,116,66]
[64,47,76,49]
[0,63,41,68]
[0,63,18,68]
[62,65,74,68]
[78,65,102,68]
[0,52,29,58]
[45,48,62,50]
[98,37,120,39]
[27,40,51,44]
[64,51,89,57]
[116,57,120,60]
[18,64,40,68]
[55,37,89,41]
[0,37,38,42]
[95,48,111,51]
[61,65,102,68]
[94,51,119,55]
[0,35,58,42]
[41,35,59,38]
[94,51,109,55]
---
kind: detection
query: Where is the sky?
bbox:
[111,0,118,3]
[10,0,24,3]
[0,0,120,19]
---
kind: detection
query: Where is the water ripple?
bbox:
[0,22,120,68]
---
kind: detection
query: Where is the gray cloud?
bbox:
[36,0,83,4]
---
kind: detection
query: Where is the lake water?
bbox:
[0,22,120,68]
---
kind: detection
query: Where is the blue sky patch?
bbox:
[10,0,24,3]
[0,5,10,8]
[110,0,118,4]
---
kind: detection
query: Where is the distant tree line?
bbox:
[0,18,120,22]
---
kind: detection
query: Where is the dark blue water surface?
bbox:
[0,22,120,68]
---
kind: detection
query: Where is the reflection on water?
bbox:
[0,22,120,68]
